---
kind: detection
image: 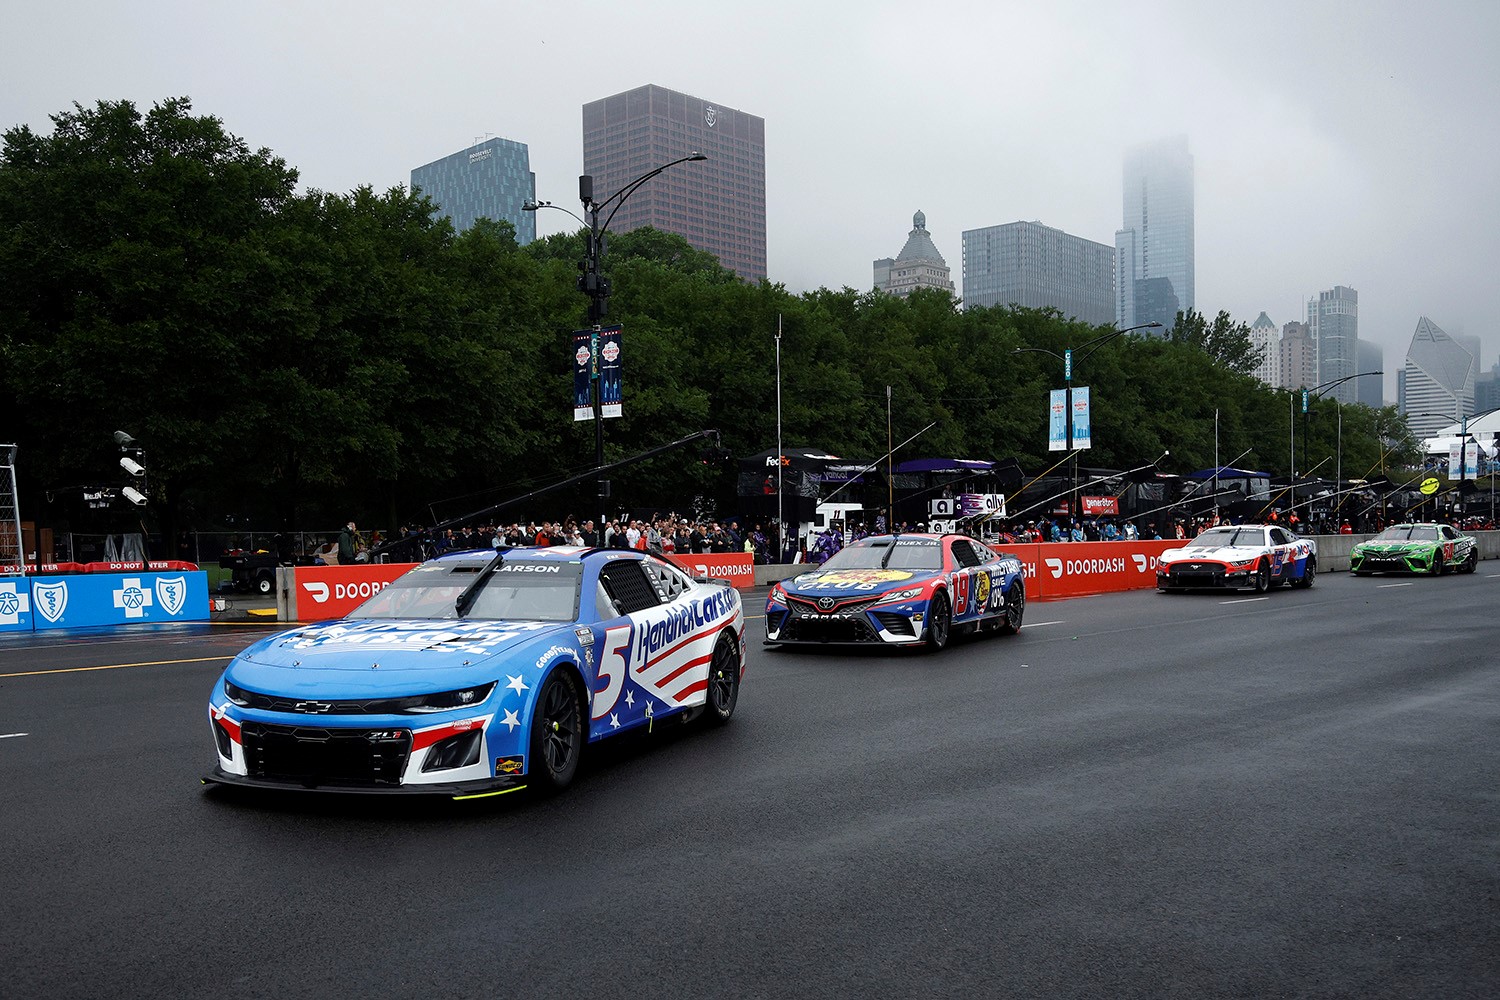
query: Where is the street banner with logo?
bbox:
[1072,386,1092,450]
[573,330,594,422]
[667,553,754,589]
[1048,390,1067,451]
[599,324,623,419]
[956,493,1006,518]
[23,571,209,631]
[1448,442,1480,477]
[284,563,419,622]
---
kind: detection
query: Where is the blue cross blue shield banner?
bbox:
[573,330,594,422]
[599,325,623,419]
[1048,389,1067,452]
[1072,386,1092,450]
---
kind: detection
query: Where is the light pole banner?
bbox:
[1072,386,1092,450]
[1448,442,1480,477]
[600,324,623,419]
[1048,390,1067,451]
[572,330,594,422]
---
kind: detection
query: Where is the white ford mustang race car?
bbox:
[1156,524,1317,593]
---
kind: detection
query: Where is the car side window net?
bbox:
[598,561,661,615]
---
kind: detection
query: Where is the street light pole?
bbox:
[526,152,707,533]
[1013,321,1161,532]
[1303,370,1382,530]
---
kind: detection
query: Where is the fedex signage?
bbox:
[6,571,211,632]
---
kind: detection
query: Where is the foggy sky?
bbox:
[5,0,1497,403]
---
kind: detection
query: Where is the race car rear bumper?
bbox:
[202,767,527,800]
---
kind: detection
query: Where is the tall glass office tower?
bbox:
[1308,286,1359,403]
[411,137,536,242]
[1115,136,1194,332]
[583,84,766,281]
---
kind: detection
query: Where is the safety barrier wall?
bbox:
[0,570,210,632]
[752,533,1500,595]
[276,553,763,623]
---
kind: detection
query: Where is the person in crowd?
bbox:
[337,521,358,565]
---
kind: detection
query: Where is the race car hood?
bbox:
[782,566,937,601]
[226,618,575,695]
[1158,545,1265,566]
[1352,541,1432,553]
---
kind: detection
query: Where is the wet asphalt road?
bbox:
[2,572,1497,999]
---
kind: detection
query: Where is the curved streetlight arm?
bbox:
[1074,321,1163,367]
[1309,370,1382,400]
[1011,346,1064,364]
[595,152,707,235]
[521,199,588,228]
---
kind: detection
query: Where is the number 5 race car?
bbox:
[1156,524,1317,593]
[205,547,746,799]
[1349,522,1478,576]
[764,533,1025,650]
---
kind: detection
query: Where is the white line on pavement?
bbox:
[1486,574,1500,579]
[1023,620,1065,627]
[0,733,30,740]
[1378,583,1413,589]
[1219,597,1269,605]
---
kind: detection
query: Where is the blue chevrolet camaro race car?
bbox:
[764,533,1025,650]
[205,547,746,799]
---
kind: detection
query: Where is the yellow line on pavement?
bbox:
[0,655,231,679]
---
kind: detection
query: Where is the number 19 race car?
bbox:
[1156,524,1317,592]
[1349,523,1478,576]
[205,547,746,799]
[764,533,1025,650]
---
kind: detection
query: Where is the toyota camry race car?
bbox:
[1156,524,1317,592]
[205,547,746,799]
[1349,522,1478,576]
[764,533,1024,650]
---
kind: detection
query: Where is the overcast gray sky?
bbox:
[6,0,1497,402]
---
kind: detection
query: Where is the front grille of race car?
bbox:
[777,597,882,642]
[1164,563,1227,587]
[240,722,412,787]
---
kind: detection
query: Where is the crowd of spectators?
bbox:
[381,514,788,564]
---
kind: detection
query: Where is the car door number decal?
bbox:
[591,624,630,720]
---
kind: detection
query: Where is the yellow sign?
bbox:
[1420,478,1440,495]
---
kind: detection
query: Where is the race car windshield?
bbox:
[817,539,943,571]
[1184,528,1264,548]
[349,562,583,621]
[1372,526,1438,542]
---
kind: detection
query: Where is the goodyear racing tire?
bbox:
[1252,561,1271,593]
[925,591,952,652]
[528,670,584,795]
[1291,557,1316,589]
[702,631,740,727]
[1463,550,1478,574]
[997,578,1025,635]
[1432,552,1445,576]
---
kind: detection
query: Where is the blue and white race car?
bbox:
[205,547,746,798]
[1156,523,1317,592]
[764,533,1025,650]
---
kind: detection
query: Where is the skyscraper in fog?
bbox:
[1280,321,1316,390]
[962,220,1114,324]
[411,137,536,241]
[1357,341,1384,407]
[1115,136,1194,331]
[1308,286,1359,403]
[582,84,766,280]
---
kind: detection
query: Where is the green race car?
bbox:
[1349,523,1478,576]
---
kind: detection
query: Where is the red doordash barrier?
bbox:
[998,541,1181,600]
